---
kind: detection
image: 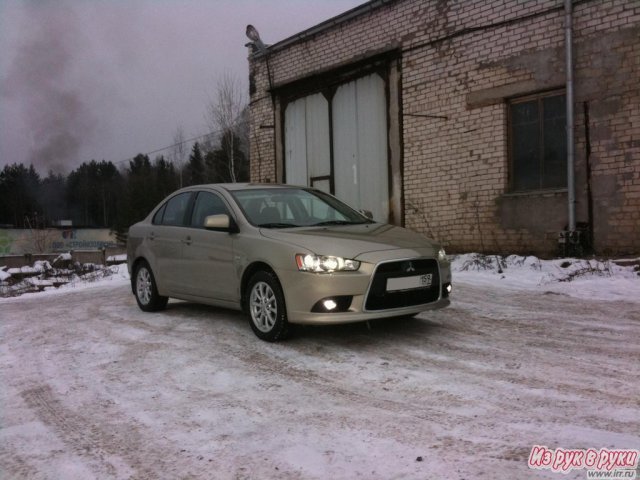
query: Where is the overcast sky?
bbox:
[0,0,363,174]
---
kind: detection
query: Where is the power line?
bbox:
[113,128,223,166]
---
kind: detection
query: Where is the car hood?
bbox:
[259,223,439,259]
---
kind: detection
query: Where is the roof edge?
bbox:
[254,0,397,56]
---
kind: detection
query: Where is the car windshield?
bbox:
[230,188,372,228]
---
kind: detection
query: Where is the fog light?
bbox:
[323,299,337,311]
[311,296,353,313]
[442,282,452,298]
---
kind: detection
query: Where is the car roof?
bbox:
[221,183,296,191]
[185,183,306,192]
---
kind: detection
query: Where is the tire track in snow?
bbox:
[0,452,40,480]
[20,384,209,479]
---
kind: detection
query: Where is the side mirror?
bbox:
[359,209,373,220]
[204,214,239,233]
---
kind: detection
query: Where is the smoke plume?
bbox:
[3,2,97,172]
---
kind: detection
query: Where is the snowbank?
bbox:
[107,253,127,263]
[0,266,10,282]
[0,263,130,302]
[451,254,639,303]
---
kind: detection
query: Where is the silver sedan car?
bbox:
[127,184,451,341]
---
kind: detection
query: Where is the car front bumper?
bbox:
[278,248,451,325]
[287,297,451,325]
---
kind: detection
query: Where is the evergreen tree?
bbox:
[66,160,122,227]
[154,155,179,198]
[40,171,67,225]
[0,164,41,226]
[113,154,157,239]
[185,142,205,186]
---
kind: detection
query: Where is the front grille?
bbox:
[365,259,440,311]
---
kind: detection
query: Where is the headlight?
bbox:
[295,254,360,273]
[438,247,447,261]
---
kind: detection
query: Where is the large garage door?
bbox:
[284,93,331,193]
[283,73,389,222]
[332,74,388,222]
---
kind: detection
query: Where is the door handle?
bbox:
[182,236,192,246]
[148,233,155,241]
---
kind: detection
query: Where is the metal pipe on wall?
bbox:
[565,0,576,232]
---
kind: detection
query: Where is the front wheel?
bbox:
[134,261,168,312]
[247,271,289,342]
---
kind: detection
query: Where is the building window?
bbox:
[509,91,567,191]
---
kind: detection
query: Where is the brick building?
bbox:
[247,0,639,256]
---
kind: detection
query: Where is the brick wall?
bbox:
[248,0,640,256]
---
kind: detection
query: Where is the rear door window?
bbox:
[160,192,192,226]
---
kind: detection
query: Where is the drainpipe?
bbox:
[565,0,576,233]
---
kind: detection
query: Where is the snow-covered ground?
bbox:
[0,256,638,479]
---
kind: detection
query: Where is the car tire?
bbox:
[247,271,289,342]
[134,260,168,312]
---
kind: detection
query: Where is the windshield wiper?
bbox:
[257,222,299,229]
[311,220,367,226]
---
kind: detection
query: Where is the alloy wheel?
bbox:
[136,267,152,305]
[250,281,277,332]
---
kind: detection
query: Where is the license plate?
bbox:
[386,274,433,292]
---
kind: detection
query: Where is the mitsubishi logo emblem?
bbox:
[403,261,415,273]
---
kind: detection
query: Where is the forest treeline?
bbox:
[0,134,249,240]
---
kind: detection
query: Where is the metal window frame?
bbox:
[507,89,566,192]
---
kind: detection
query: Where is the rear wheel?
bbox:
[247,271,289,342]
[134,261,168,312]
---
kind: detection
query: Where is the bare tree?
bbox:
[25,212,55,253]
[206,72,247,183]
[170,125,187,188]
